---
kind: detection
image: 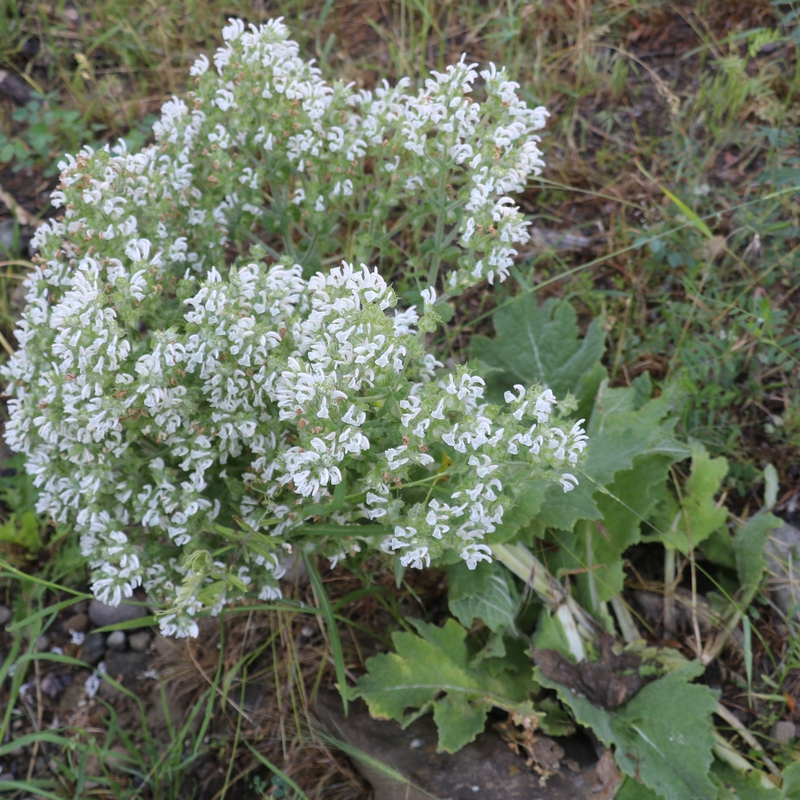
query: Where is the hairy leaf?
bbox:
[470,296,604,407]
[537,660,718,800]
[651,443,728,553]
[352,618,539,753]
[447,560,518,632]
[583,378,690,487]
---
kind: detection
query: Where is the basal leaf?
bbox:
[537,480,601,532]
[447,561,518,632]
[352,618,541,753]
[470,296,604,406]
[537,660,718,800]
[657,443,728,554]
[584,379,690,487]
[432,693,491,753]
[589,455,675,602]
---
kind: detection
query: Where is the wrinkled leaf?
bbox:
[652,443,728,553]
[470,296,604,408]
[537,660,718,800]
[352,618,539,753]
[447,560,518,632]
[584,378,690,487]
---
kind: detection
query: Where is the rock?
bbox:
[34,634,50,652]
[766,524,800,618]
[128,631,150,652]
[104,649,148,678]
[0,605,10,626]
[771,721,795,745]
[88,598,148,629]
[80,633,106,666]
[315,692,605,800]
[63,613,88,633]
[106,631,127,652]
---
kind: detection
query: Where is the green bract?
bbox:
[1,18,587,637]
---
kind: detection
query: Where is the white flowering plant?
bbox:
[0,18,589,639]
[1,19,752,794]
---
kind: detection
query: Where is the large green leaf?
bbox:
[352,618,539,753]
[537,660,719,800]
[470,296,605,407]
[547,454,675,608]
[583,377,691,487]
[591,455,675,601]
[649,443,728,554]
[447,560,518,632]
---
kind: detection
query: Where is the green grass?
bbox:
[1,0,800,796]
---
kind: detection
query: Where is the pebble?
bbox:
[63,613,88,633]
[128,631,150,652]
[88,598,147,629]
[771,721,796,745]
[34,634,50,652]
[80,633,106,666]
[106,631,127,652]
[0,605,10,626]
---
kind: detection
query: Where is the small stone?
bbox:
[104,649,148,677]
[88,598,147,629]
[63,613,88,633]
[0,605,11,626]
[106,631,127,652]
[80,633,106,666]
[771,721,795,745]
[128,631,150,652]
[34,634,50,652]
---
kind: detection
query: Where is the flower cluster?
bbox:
[1,19,586,637]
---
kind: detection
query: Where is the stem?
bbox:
[610,595,640,644]
[556,603,586,662]
[492,542,563,606]
[427,167,448,287]
[493,541,591,662]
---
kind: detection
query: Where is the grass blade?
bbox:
[302,550,348,716]
[243,740,311,800]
